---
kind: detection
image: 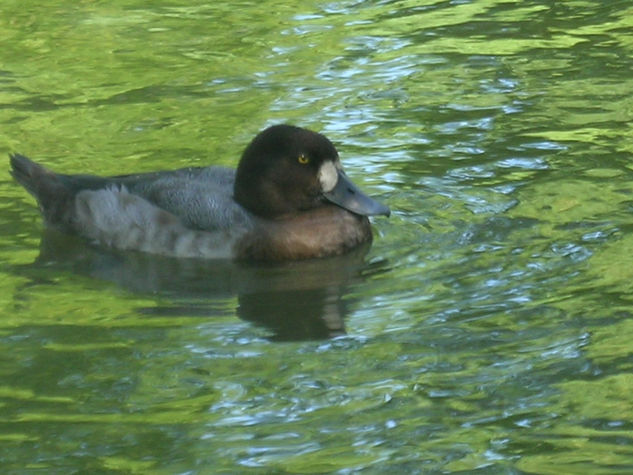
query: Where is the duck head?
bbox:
[234,124,390,219]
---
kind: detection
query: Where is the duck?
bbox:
[9,124,390,261]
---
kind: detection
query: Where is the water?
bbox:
[2,0,633,472]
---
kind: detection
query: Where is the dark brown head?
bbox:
[233,124,390,219]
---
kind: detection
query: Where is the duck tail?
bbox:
[10,153,76,231]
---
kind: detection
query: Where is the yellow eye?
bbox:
[297,154,309,165]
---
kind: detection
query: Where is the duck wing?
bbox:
[11,154,252,233]
[60,166,252,232]
[118,167,252,232]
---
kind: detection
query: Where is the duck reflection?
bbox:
[32,229,373,341]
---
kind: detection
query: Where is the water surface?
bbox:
[2,0,633,473]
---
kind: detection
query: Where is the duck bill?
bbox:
[323,170,390,217]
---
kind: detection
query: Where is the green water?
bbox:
[2,0,633,473]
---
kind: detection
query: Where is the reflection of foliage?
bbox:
[2,0,633,472]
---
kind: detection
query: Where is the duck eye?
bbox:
[297,154,309,165]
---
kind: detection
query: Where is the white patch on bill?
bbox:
[318,160,339,192]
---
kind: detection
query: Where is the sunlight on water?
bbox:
[2,0,633,472]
